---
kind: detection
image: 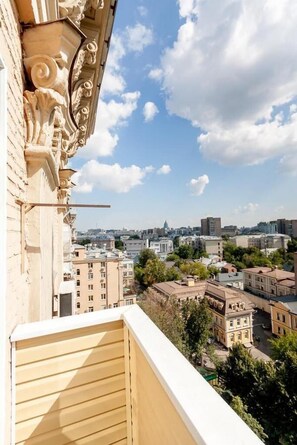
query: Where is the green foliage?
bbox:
[173,236,180,248]
[138,248,157,268]
[218,340,297,444]
[182,298,213,364]
[142,259,167,286]
[139,294,187,355]
[176,244,194,259]
[115,240,124,250]
[129,234,140,239]
[223,242,273,270]
[79,238,91,246]
[165,267,182,281]
[179,261,209,279]
[230,396,268,441]
[166,253,180,262]
[287,238,297,253]
[269,332,297,361]
[208,265,220,277]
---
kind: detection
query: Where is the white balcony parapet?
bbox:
[11,305,263,445]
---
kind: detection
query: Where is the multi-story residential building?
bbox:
[73,245,135,312]
[150,238,174,256]
[243,267,295,313]
[179,235,223,257]
[205,282,253,348]
[221,225,238,237]
[123,238,149,258]
[257,221,278,234]
[270,295,297,337]
[150,278,253,348]
[277,218,297,237]
[201,217,222,236]
[122,257,135,287]
[230,234,290,250]
[215,272,244,290]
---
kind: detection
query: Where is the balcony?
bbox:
[11,306,263,444]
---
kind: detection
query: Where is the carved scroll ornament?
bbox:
[59,0,104,26]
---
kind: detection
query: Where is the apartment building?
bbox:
[150,238,174,256]
[230,234,290,250]
[123,238,149,258]
[179,235,223,256]
[205,282,253,348]
[270,296,297,337]
[73,245,135,313]
[151,278,253,348]
[243,267,295,313]
[277,218,297,237]
[201,217,222,236]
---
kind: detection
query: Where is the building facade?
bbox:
[73,245,135,312]
[201,217,222,236]
[123,238,149,258]
[150,278,253,349]
[243,267,295,301]
[270,296,297,337]
[230,234,290,250]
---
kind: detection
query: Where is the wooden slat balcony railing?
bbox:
[11,305,264,445]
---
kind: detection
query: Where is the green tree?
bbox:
[230,396,267,442]
[179,261,209,279]
[269,332,297,361]
[166,253,180,262]
[165,267,182,281]
[139,293,187,354]
[79,238,91,246]
[143,258,166,286]
[208,265,220,277]
[176,244,194,259]
[138,248,157,268]
[173,236,180,248]
[182,298,212,364]
[115,240,124,250]
[287,238,297,253]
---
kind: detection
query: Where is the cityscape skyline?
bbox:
[71,0,297,231]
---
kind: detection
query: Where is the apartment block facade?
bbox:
[179,235,223,257]
[73,245,135,313]
[151,278,253,348]
[123,238,149,258]
[201,217,222,236]
[230,234,290,250]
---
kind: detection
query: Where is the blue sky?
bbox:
[72,0,297,231]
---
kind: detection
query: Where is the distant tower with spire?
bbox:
[163,220,169,233]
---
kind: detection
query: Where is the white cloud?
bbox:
[80,92,140,158]
[189,174,209,196]
[157,165,171,175]
[137,5,148,17]
[74,160,153,193]
[143,101,159,122]
[234,202,259,214]
[160,0,297,167]
[125,23,153,52]
[148,68,163,81]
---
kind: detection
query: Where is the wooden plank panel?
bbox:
[16,326,124,365]
[16,407,127,445]
[63,423,127,445]
[16,358,125,404]
[130,338,197,445]
[16,390,126,443]
[16,374,125,423]
[16,341,124,384]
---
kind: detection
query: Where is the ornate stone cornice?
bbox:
[59,0,104,26]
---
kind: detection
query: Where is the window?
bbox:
[76,280,80,286]
[77,291,80,297]
[75,251,79,257]
[243,317,248,325]
[88,284,93,290]
[237,332,242,340]
[101,262,105,268]
[101,283,106,289]
[282,314,286,323]
[113,303,118,308]
[101,294,106,300]
[245,330,249,338]
[88,295,93,301]
[76,302,80,309]
[277,312,280,321]
[283,329,286,335]
[230,320,234,328]
[88,273,93,280]
[101,273,106,278]
[231,333,235,341]
[88,263,93,268]
[237,318,241,326]
[76,269,80,275]
[278,326,281,334]
[88,307,94,312]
